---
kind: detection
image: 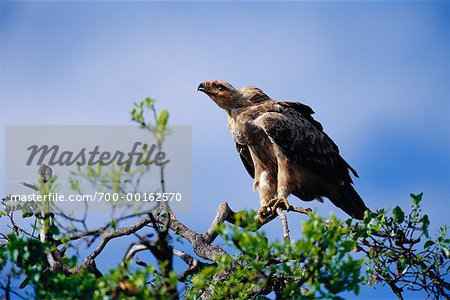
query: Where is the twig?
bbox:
[203,202,311,244]
[123,244,149,262]
[20,181,38,191]
[154,212,229,261]
[56,227,106,245]
[276,207,290,242]
[82,215,154,264]
[173,249,205,282]
[203,202,234,243]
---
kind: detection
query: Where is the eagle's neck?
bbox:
[227,106,251,119]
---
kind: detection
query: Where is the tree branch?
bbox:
[173,249,205,282]
[276,207,290,242]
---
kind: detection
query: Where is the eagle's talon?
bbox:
[257,197,290,223]
[268,196,290,210]
[257,207,270,223]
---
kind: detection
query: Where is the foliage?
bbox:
[184,194,449,299]
[0,98,448,299]
[1,194,448,299]
[0,235,177,299]
[187,212,363,299]
[353,193,450,298]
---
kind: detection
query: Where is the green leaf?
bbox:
[410,193,423,206]
[424,240,434,248]
[144,97,154,108]
[392,206,405,223]
[49,224,60,236]
[421,215,430,238]
[111,218,117,229]
[22,212,33,218]
[341,240,356,252]
[157,110,169,127]
[19,276,30,289]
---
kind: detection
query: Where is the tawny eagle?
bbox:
[198,80,368,221]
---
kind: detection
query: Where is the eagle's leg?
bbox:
[257,145,293,223]
[255,170,278,222]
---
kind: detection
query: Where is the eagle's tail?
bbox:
[330,184,369,220]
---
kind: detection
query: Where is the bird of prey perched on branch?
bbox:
[198,80,369,222]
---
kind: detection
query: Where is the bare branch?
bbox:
[276,207,290,241]
[154,212,229,261]
[173,249,205,282]
[20,181,38,191]
[56,227,105,245]
[82,215,154,264]
[123,244,149,262]
[203,202,234,243]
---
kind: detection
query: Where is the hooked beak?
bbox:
[197,82,209,93]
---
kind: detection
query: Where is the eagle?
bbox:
[198,80,369,221]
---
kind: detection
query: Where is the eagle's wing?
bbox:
[236,143,255,178]
[257,101,357,185]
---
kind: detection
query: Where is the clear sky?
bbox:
[1,1,449,299]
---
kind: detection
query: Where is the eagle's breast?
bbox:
[227,117,246,144]
[227,108,268,146]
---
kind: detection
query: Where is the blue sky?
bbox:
[1,1,449,299]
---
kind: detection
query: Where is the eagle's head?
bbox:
[239,86,270,103]
[198,80,252,111]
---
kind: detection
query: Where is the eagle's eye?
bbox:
[214,83,225,91]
